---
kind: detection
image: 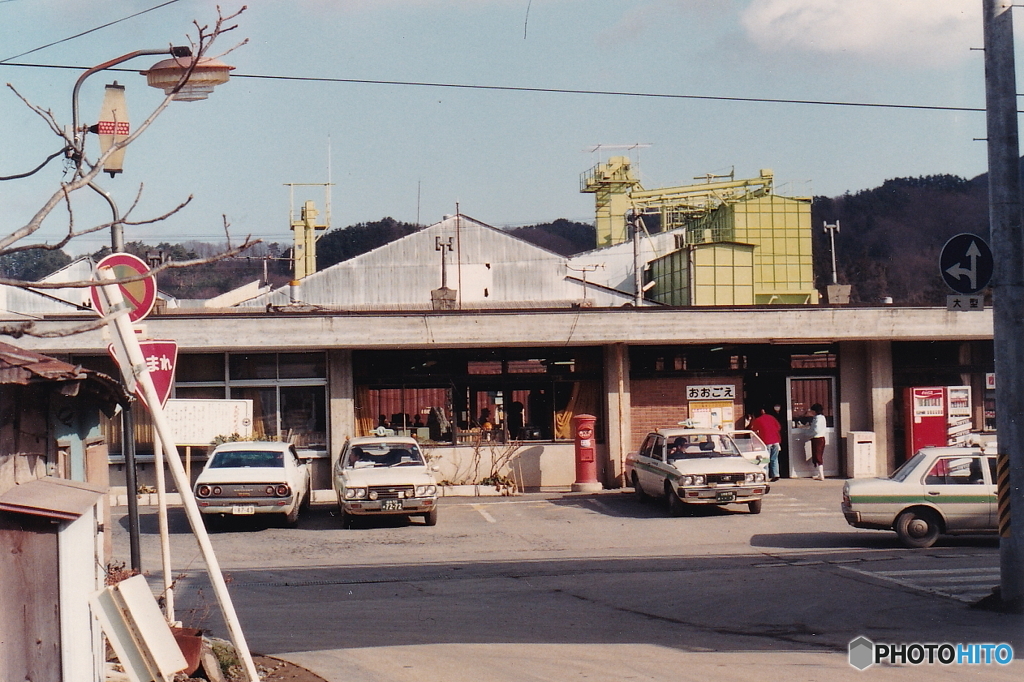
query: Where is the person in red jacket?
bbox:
[750,407,782,481]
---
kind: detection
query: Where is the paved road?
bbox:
[111,480,1021,681]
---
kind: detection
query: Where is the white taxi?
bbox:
[333,436,439,528]
[194,441,311,526]
[626,428,770,515]
[842,445,998,548]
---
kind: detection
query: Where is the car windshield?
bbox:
[730,432,765,454]
[209,450,285,468]
[890,452,926,482]
[666,434,741,459]
[347,443,425,468]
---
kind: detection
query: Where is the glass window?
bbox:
[924,457,985,485]
[507,359,547,374]
[280,386,326,449]
[176,354,224,382]
[231,387,278,439]
[230,354,277,380]
[279,353,326,379]
[468,360,502,375]
[988,456,997,485]
[175,386,225,400]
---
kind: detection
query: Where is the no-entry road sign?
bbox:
[90,253,157,322]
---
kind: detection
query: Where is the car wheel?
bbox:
[632,472,648,502]
[895,509,941,548]
[423,507,438,526]
[284,503,301,527]
[748,499,762,514]
[666,481,686,517]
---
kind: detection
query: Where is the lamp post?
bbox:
[72,45,258,681]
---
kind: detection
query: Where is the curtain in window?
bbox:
[554,381,601,439]
[355,385,375,437]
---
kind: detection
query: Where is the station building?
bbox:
[3,212,994,492]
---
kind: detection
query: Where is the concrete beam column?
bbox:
[328,349,355,471]
[866,340,894,473]
[603,343,631,487]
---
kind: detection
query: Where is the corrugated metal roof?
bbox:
[240,214,636,309]
[0,341,127,410]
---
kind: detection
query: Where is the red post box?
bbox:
[571,414,602,492]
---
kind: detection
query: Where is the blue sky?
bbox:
[0,0,1001,255]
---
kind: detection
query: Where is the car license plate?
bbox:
[715,491,736,503]
[380,499,403,511]
[232,505,256,515]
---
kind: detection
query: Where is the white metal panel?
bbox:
[60,506,103,682]
[90,574,188,682]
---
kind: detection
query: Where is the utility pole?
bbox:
[983,0,1024,613]
[823,220,840,284]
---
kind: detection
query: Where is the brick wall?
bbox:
[629,377,743,452]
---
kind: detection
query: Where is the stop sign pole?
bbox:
[983,0,1024,613]
[95,268,261,680]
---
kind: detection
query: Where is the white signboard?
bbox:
[686,384,736,401]
[163,399,253,446]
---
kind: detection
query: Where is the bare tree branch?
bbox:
[0,6,252,332]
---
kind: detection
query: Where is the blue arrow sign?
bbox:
[940,234,993,295]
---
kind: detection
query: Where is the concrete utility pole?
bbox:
[983,0,1024,613]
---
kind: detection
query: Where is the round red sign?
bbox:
[90,253,158,323]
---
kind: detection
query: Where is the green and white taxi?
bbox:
[626,428,770,515]
[841,445,999,548]
[333,436,439,528]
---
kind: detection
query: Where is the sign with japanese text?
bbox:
[686,384,736,401]
[108,339,177,408]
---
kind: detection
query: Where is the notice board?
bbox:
[163,399,253,446]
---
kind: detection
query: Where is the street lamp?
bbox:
[70,46,234,251]
[67,46,232,572]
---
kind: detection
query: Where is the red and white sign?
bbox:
[91,253,158,323]
[108,339,178,408]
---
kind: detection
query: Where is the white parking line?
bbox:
[472,504,497,523]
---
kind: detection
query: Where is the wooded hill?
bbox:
[1,167,1004,305]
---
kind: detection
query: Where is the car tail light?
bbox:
[275,484,290,497]
[212,486,222,496]
[266,485,276,496]
[197,485,211,497]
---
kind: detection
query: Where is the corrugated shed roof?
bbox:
[0,341,127,411]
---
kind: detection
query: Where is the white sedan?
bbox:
[193,441,311,526]
[333,436,439,528]
[626,428,770,515]
[842,445,998,548]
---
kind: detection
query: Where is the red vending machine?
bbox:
[903,386,973,456]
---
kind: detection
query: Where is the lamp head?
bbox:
[142,54,234,102]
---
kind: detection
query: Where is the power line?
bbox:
[0,60,992,114]
[0,0,183,64]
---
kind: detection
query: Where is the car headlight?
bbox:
[745,473,766,483]
[368,490,378,500]
[692,475,705,485]
[344,487,367,500]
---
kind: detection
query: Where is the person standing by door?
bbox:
[809,403,827,480]
[750,407,782,481]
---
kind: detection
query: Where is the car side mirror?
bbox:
[431,465,441,472]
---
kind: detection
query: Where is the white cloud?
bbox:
[740,0,979,67]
